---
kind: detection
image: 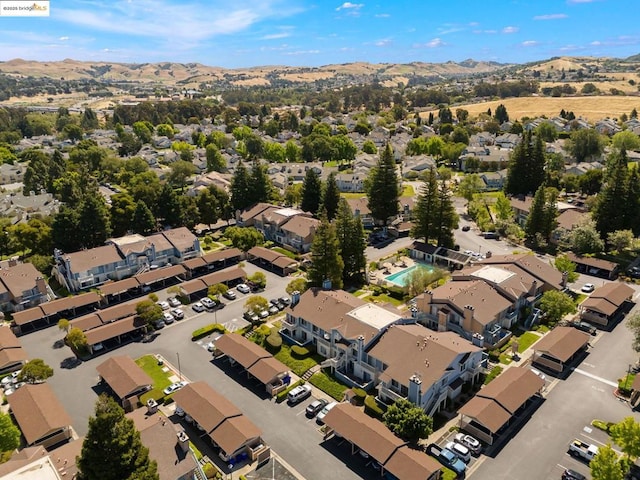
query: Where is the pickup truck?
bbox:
[568,439,599,462]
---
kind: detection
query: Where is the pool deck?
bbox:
[369,256,416,286]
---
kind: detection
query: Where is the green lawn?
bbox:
[340,192,367,199]
[367,293,404,307]
[136,355,173,390]
[274,345,322,377]
[515,331,540,353]
[272,247,298,259]
[308,371,349,401]
[573,293,587,306]
[401,184,415,197]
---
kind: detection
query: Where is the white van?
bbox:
[287,385,312,405]
[445,441,471,463]
[316,401,338,424]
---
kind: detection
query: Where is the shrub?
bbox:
[353,387,367,400]
[291,345,311,358]
[139,388,165,406]
[202,462,219,479]
[266,331,283,352]
[192,323,226,340]
[364,395,385,419]
[591,419,615,433]
[308,371,348,401]
[484,365,503,385]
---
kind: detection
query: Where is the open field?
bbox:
[423,95,640,123]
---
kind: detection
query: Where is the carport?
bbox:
[84,315,147,354]
[179,267,246,301]
[12,292,101,333]
[135,264,186,291]
[98,278,139,304]
[247,247,297,276]
[183,248,242,278]
[96,355,152,411]
[322,403,441,480]
[458,367,545,445]
[566,252,619,279]
[579,282,634,327]
[531,326,590,373]
[214,334,290,396]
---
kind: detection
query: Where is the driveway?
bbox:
[17,264,363,480]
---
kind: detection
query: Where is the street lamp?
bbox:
[176,352,182,381]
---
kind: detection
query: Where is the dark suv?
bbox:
[562,469,586,480]
[571,321,597,336]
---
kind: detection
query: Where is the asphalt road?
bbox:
[471,298,640,480]
[18,263,368,480]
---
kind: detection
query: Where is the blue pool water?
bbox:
[384,263,434,287]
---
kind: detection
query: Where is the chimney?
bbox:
[529,280,538,297]
[35,276,47,295]
[463,305,475,333]
[146,398,158,414]
[177,430,190,453]
[322,278,332,290]
[437,310,448,332]
[8,258,17,267]
[561,271,568,289]
[416,291,432,313]
[291,290,301,306]
[408,374,422,405]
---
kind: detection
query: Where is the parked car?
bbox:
[581,283,595,293]
[244,311,259,323]
[201,297,216,309]
[223,290,237,300]
[627,266,640,279]
[316,401,338,424]
[571,321,597,336]
[162,312,175,324]
[168,297,181,307]
[171,308,184,320]
[445,441,471,463]
[206,341,215,352]
[259,310,269,319]
[562,469,587,480]
[236,283,251,294]
[305,398,328,418]
[454,433,482,455]
[268,305,279,315]
[153,319,166,329]
[1,371,19,386]
[461,225,471,232]
[530,368,546,381]
[287,385,312,405]
[428,444,466,475]
[174,406,186,417]
[163,381,188,395]
[192,302,205,313]
[158,301,170,310]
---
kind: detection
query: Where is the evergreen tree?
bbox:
[300,168,322,215]
[80,107,99,131]
[48,149,66,191]
[594,149,630,237]
[308,211,344,289]
[78,194,111,248]
[230,161,252,212]
[435,179,459,248]
[52,206,81,252]
[156,183,182,227]
[77,395,159,480]
[22,149,50,195]
[411,168,439,244]
[529,134,547,193]
[505,130,545,195]
[320,172,341,221]
[625,167,640,235]
[494,104,509,124]
[525,186,547,244]
[525,186,558,247]
[248,160,272,205]
[366,143,399,227]
[335,199,366,285]
[110,193,136,237]
[197,188,219,227]
[132,200,156,235]
[178,196,199,230]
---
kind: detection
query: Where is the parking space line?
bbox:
[572,368,618,387]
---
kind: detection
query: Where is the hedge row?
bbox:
[275,380,305,403]
[192,323,227,341]
[291,345,311,358]
[364,394,384,419]
[308,371,348,401]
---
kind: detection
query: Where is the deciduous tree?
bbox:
[286,277,308,295]
[458,174,484,202]
[244,295,269,315]
[553,254,578,283]
[135,300,163,327]
[18,358,53,384]
[567,128,605,163]
[610,417,640,460]
[539,290,576,324]
[224,226,264,252]
[383,399,433,442]
[590,444,624,480]
[570,218,605,254]
[0,411,20,454]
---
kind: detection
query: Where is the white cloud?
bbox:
[473,29,497,34]
[521,40,540,47]
[374,13,390,18]
[533,13,568,20]
[375,38,392,47]
[502,26,519,34]
[261,32,291,40]
[335,2,364,11]
[285,49,320,55]
[413,38,445,49]
[59,36,69,41]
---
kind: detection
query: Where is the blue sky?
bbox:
[1,0,638,67]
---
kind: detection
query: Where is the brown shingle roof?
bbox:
[96,300,138,323]
[459,396,512,433]
[161,227,198,252]
[580,297,618,316]
[240,202,273,223]
[369,325,481,387]
[590,282,634,306]
[0,262,42,299]
[85,315,146,345]
[211,415,261,457]
[201,248,242,264]
[182,257,206,270]
[430,280,512,326]
[70,313,103,332]
[247,357,290,385]
[481,254,563,290]
[39,292,101,316]
[179,278,208,295]
[383,445,442,480]
[62,245,122,273]
[0,326,21,349]
[323,403,405,464]
[248,246,281,263]
[96,355,152,399]
[135,264,186,286]
[11,307,45,326]
[9,384,73,446]
[0,348,27,370]
[272,256,297,269]
[98,277,139,296]
[565,252,618,272]
[556,209,587,231]
[477,367,545,414]
[199,267,246,287]
[215,334,271,369]
[533,327,589,362]
[281,215,319,239]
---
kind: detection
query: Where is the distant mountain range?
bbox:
[0,55,638,89]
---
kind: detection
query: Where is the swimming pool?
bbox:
[384,263,434,287]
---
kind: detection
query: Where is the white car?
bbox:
[163,381,188,395]
[201,297,216,309]
[223,290,237,300]
[581,283,595,293]
[162,312,175,324]
[445,441,471,463]
[454,433,482,455]
[1,371,19,385]
[158,301,170,310]
[236,283,251,294]
[316,401,338,424]
[259,310,269,319]
[168,297,181,307]
[206,341,215,352]
[192,302,205,313]
[171,308,184,320]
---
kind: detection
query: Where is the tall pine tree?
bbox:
[300,168,322,215]
[505,130,545,196]
[411,168,439,245]
[525,186,558,247]
[435,179,459,248]
[366,143,399,227]
[594,149,630,237]
[230,161,252,212]
[77,395,158,480]
[248,160,272,206]
[132,200,156,235]
[321,172,341,221]
[308,211,344,289]
[78,194,111,248]
[335,199,367,285]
